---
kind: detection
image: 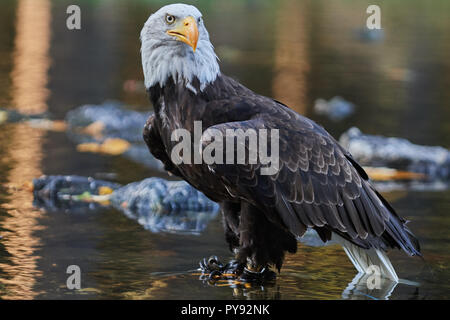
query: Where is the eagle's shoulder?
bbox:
[201,74,255,100]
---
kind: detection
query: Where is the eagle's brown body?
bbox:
[143,74,421,271]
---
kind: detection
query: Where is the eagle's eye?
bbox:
[165,14,175,25]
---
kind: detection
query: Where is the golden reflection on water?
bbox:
[124,244,356,300]
[272,0,309,115]
[0,0,50,299]
[11,0,51,114]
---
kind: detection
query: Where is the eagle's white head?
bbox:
[140,3,220,93]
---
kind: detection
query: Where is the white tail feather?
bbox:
[332,234,399,282]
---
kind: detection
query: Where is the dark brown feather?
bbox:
[144,74,421,262]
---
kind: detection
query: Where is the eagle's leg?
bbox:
[199,202,245,279]
[199,201,297,283]
[234,202,297,282]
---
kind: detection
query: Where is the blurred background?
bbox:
[0,0,449,299]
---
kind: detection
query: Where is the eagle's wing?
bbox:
[143,113,182,177]
[201,98,420,256]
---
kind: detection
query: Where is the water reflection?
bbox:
[272,0,309,115]
[341,273,397,300]
[139,240,419,300]
[0,0,51,299]
[11,0,50,114]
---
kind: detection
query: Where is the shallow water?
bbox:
[0,0,449,299]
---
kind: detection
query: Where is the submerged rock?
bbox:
[354,28,385,43]
[340,127,450,179]
[0,108,49,124]
[33,175,120,197]
[33,175,121,213]
[66,101,151,143]
[65,102,164,171]
[112,178,219,234]
[32,175,219,235]
[314,97,355,121]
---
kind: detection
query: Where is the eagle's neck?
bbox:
[148,77,207,130]
[141,39,220,94]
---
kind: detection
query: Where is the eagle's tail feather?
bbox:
[332,233,399,282]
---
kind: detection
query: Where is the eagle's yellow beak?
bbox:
[167,16,199,52]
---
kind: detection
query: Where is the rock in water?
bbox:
[33,175,121,200]
[314,97,355,121]
[354,28,384,43]
[340,127,450,179]
[32,175,219,234]
[65,102,164,171]
[66,102,151,143]
[111,178,219,234]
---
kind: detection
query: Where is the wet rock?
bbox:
[372,180,449,193]
[314,97,355,121]
[65,102,164,172]
[1,103,165,172]
[340,127,450,179]
[66,101,151,143]
[113,178,219,234]
[0,108,49,124]
[33,175,120,200]
[354,28,384,43]
[124,144,164,170]
[33,175,219,235]
[112,178,218,214]
[33,175,121,213]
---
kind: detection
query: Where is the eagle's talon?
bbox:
[208,256,221,267]
[199,255,224,273]
[223,260,244,275]
[199,256,245,279]
[239,266,276,283]
[209,270,223,280]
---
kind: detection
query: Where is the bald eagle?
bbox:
[140,4,420,282]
